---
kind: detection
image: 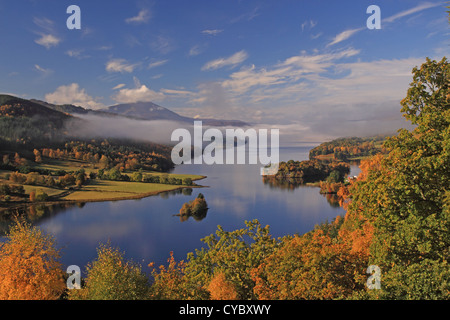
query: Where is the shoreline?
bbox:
[0,175,208,213]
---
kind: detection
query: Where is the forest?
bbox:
[309,136,387,161]
[0,56,448,300]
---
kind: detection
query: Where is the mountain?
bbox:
[31,98,249,127]
[106,101,191,122]
[105,101,249,126]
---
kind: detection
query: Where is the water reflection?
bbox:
[1,147,353,271]
[0,202,83,236]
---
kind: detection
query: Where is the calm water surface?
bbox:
[7,147,359,271]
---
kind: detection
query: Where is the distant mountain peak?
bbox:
[104,101,249,126]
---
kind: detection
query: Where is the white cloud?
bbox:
[201,29,223,36]
[34,64,52,75]
[326,2,443,47]
[201,50,249,71]
[189,45,204,56]
[111,78,165,103]
[150,35,174,54]
[106,58,139,73]
[148,59,169,69]
[66,49,89,59]
[112,84,126,90]
[187,47,424,141]
[125,9,151,24]
[35,34,61,49]
[301,20,317,32]
[45,83,105,110]
[33,17,61,49]
[327,27,364,47]
[218,49,360,96]
[160,88,196,97]
[384,2,443,23]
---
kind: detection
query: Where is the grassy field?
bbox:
[22,185,66,197]
[63,180,184,201]
[32,159,97,174]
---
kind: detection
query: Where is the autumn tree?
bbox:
[183,220,278,300]
[252,223,367,300]
[0,220,65,299]
[69,242,149,300]
[33,149,42,163]
[149,251,208,300]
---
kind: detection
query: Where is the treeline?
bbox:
[274,159,350,183]
[36,139,174,172]
[97,168,194,186]
[309,136,387,161]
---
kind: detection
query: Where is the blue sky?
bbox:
[0,0,448,144]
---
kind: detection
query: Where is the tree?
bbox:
[131,171,143,182]
[252,225,367,300]
[184,220,278,300]
[0,220,65,299]
[33,149,42,163]
[347,57,450,299]
[108,168,121,181]
[99,155,110,169]
[35,189,49,202]
[2,154,9,165]
[69,242,149,300]
[149,251,207,300]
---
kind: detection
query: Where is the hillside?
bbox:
[0,94,73,144]
[0,95,72,120]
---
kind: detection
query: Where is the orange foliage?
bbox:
[252,228,367,300]
[0,221,65,300]
[357,154,384,181]
[208,272,239,300]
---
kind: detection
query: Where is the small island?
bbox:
[176,193,209,222]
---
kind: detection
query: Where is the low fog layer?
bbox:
[64,108,410,149]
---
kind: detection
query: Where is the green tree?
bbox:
[348,57,450,299]
[131,171,143,182]
[108,168,121,181]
